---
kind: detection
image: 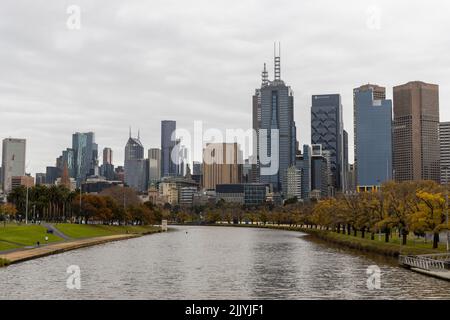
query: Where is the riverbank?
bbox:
[0,224,162,266]
[210,223,446,257]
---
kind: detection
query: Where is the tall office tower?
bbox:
[72,132,97,186]
[148,148,161,186]
[124,132,148,192]
[202,143,243,190]
[258,46,297,194]
[299,144,311,200]
[440,122,450,183]
[2,138,26,193]
[311,94,344,191]
[393,81,440,183]
[161,120,177,177]
[310,145,331,199]
[343,130,349,192]
[354,84,392,191]
[57,148,75,179]
[286,165,302,200]
[103,147,113,165]
[45,166,61,185]
[251,63,268,183]
[35,173,46,185]
[99,147,114,180]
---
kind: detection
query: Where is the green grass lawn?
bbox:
[54,224,160,239]
[0,224,63,251]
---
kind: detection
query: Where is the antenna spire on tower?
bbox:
[261,63,269,86]
[274,42,281,81]
[129,126,131,138]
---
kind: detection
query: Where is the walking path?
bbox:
[42,223,72,241]
[0,234,139,265]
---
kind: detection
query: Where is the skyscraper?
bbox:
[311,94,344,191]
[393,81,440,182]
[440,122,450,184]
[103,147,113,165]
[202,143,243,190]
[1,138,26,193]
[148,148,161,186]
[354,84,392,191]
[72,132,98,186]
[124,132,148,192]
[161,120,177,177]
[258,46,297,194]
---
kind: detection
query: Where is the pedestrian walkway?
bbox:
[0,234,139,264]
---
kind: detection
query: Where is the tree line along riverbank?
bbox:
[211,223,447,257]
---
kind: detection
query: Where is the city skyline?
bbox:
[2,1,450,176]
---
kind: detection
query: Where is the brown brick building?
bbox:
[393,81,440,183]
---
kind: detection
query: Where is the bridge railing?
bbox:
[399,255,450,271]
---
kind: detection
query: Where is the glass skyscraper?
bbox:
[258,48,297,195]
[311,94,344,191]
[161,120,177,177]
[354,84,392,190]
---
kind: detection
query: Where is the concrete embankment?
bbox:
[0,234,139,265]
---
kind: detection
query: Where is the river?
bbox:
[0,226,449,299]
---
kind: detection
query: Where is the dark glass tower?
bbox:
[161,120,177,177]
[311,94,344,191]
[258,46,297,194]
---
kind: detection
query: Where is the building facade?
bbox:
[2,138,26,193]
[72,132,98,186]
[124,135,148,192]
[311,94,344,192]
[148,148,161,186]
[354,84,392,190]
[202,143,243,190]
[393,81,440,182]
[258,50,297,195]
[161,120,177,177]
[440,122,450,183]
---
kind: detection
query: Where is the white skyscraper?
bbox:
[2,138,26,193]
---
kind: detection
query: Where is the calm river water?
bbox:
[0,226,449,299]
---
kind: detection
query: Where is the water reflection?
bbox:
[0,226,449,299]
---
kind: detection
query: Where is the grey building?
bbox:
[2,138,26,193]
[354,84,392,191]
[45,166,61,185]
[161,120,177,177]
[311,145,331,199]
[311,94,344,191]
[440,122,450,183]
[258,49,297,195]
[72,132,98,186]
[124,134,148,192]
[148,148,161,186]
[216,183,268,206]
[35,173,46,185]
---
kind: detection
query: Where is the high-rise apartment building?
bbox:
[393,81,440,182]
[2,138,26,193]
[161,120,177,177]
[311,94,344,191]
[258,47,297,195]
[440,122,450,184]
[354,84,392,191]
[202,143,243,190]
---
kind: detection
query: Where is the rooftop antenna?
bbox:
[274,42,281,81]
[261,63,269,86]
[129,126,131,138]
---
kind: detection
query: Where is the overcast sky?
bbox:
[1,0,450,175]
